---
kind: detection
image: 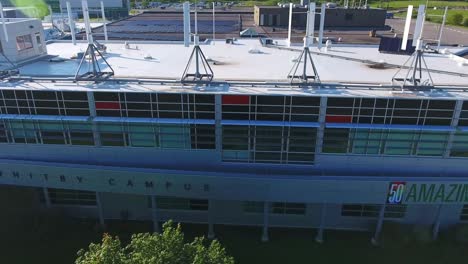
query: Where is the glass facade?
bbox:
[222,125,316,164]
[341,204,406,219]
[323,128,450,157]
[0,91,467,164]
[0,119,214,150]
[326,98,455,126]
[149,196,209,211]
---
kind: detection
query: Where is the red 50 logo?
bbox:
[387,182,406,204]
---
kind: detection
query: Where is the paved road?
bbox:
[385,18,468,46]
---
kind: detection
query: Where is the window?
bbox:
[1,119,94,146]
[159,124,190,149]
[323,128,349,153]
[128,123,158,147]
[98,123,127,146]
[460,205,468,221]
[47,188,96,206]
[451,132,468,157]
[242,201,264,213]
[153,196,208,211]
[190,124,215,149]
[35,32,42,47]
[384,204,407,219]
[341,204,406,219]
[222,125,316,164]
[94,92,215,120]
[0,120,7,142]
[16,34,34,51]
[222,95,320,122]
[68,122,94,145]
[324,128,449,157]
[459,101,468,126]
[0,90,90,116]
[8,120,37,144]
[341,204,380,217]
[271,202,306,215]
[39,121,66,144]
[325,98,455,126]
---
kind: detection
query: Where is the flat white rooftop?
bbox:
[12,39,468,86]
[0,39,466,100]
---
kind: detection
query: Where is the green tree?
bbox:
[463,17,468,27]
[75,221,235,264]
[76,234,126,264]
[141,0,150,9]
[449,13,464,25]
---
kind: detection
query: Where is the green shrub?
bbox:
[381,223,434,245]
[449,13,464,25]
[411,225,432,244]
[463,17,468,27]
[453,224,468,243]
[380,222,412,246]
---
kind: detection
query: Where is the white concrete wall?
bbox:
[0,18,46,63]
[63,0,124,9]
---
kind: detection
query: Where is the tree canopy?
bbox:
[75,221,235,264]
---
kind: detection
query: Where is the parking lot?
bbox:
[84,8,468,46]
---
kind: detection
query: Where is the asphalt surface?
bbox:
[82,10,468,46]
[386,18,468,46]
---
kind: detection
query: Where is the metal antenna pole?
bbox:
[212,2,215,44]
[195,1,199,78]
[437,6,448,51]
[75,0,114,81]
[66,1,76,45]
[0,3,8,43]
[101,1,108,41]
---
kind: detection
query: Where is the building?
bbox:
[0,17,468,243]
[0,18,46,63]
[0,0,130,20]
[55,0,130,20]
[254,5,387,28]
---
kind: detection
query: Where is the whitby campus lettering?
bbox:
[387,182,468,204]
[0,170,211,193]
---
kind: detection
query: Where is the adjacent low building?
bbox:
[254,5,387,28]
[0,18,46,63]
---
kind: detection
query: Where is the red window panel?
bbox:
[222,95,250,105]
[95,102,121,110]
[325,115,352,123]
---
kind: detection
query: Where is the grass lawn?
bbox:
[370,0,468,9]
[2,219,468,264]
[393,9,468,27]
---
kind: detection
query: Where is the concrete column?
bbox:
[315,96,328,155]
[151,195,160,233]
[315,203,326,243]
[87,91,101,146]
[371,204,385,245]
[42,187,51,208]
[261,201,270,242]
[444,100,463,158]
[432,204,443,240]
[96,191,105,227]
[214,94,222,155]
[208,199,215,239]
[287,3,293,47]
[317,3,326,50]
